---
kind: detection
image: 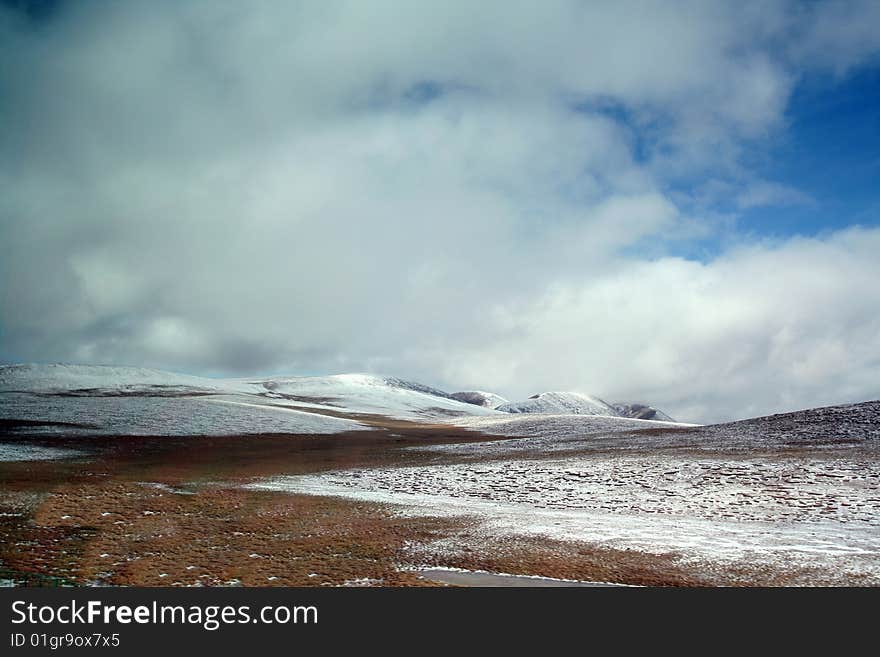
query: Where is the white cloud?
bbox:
[736,181,815,210]
[444,227,880,422]
[788,0,880,74]
[1,1,879,420]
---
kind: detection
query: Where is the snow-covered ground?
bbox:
[436,400,879,455]
[678,400,880,446]
[0,392,367,436]
[250,401,880,582]
[251,450,880,580]
[434,412,696,455]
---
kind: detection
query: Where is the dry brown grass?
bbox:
[0,430,478,586]
[0,428,858,587]
[14,483,461,586]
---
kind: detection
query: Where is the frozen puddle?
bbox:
[418,568,628,587]
[250,453,880,581]
[0,443,83,462]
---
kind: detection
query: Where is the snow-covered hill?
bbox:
[246,373,499,420]
[0,363,232,395]
[497,391,616,415]
[684,399,880,448]
[451,400,878,455]
[612,403,675,422]
[0,365,500,437]
[262,401,880,585]
[494,391,676,422]
[0,364,684,438]
[450,391,509,409]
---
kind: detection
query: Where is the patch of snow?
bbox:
[0,443,83,462]
[340,577,384,587]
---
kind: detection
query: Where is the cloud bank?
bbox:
[1,1,879,422]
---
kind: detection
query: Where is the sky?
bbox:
[1,0,879,423]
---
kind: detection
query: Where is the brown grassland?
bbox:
[0,428,852,587]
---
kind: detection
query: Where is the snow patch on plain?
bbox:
[250,448,880,580]
[0,443,83,462]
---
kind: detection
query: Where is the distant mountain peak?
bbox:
[612,403,675,422]
[0,363,675,422]
[450,391,510,409]
[494,391,675,421]
[497,391,615,416]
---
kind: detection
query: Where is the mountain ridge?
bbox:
[0,363,674,422]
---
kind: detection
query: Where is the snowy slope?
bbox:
[497,391,616,415]
[0,365,499,437]
[0,363,689,437]
[0,392,368,437]
[1,365,677,422]
[450,391,509,409]
[0,363,247,395]
[496,391,675,421]
[254,400,880,584]
[246,374,500,421]
[678,400,880,448]
[443,400,878,455]
[438,413,695,455]
[255,447,880,585]
[612,403,675,422]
